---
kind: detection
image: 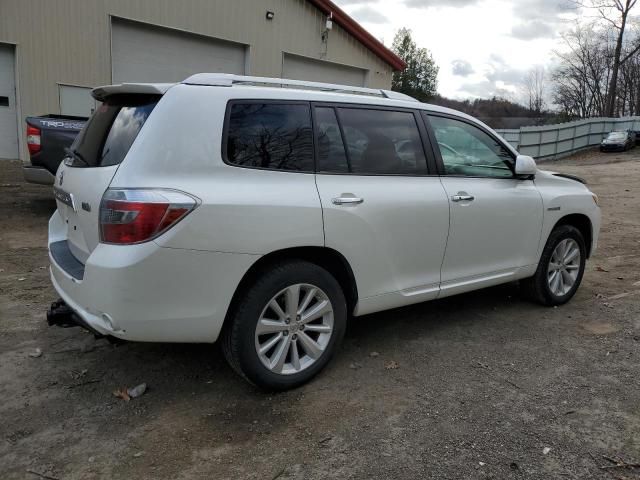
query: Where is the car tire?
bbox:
[521,225,587,306]
[221,260,347,391]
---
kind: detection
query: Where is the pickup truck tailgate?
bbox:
[26,116,86,174]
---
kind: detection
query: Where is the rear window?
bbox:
[69,94,159,167]
[225,103,313,172]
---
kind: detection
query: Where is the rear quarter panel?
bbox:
[109,84,324,254]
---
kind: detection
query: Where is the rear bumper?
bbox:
[48,211,259,343]
[23,166,55,185]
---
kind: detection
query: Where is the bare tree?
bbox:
[552,25,615,118]
[522,67,546,114]
[574,0,639,115]
[618,25,640,114]
[551,13,640,119]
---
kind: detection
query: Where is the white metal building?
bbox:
[0,0,404,160]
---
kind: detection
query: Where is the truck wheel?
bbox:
[522,225,586,306]
[221,260,347,391]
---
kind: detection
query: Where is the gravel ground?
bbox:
[1,149,639,480]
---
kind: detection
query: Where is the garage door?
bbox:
[0,44,18,159]
[111,18,247,84]
[282,53,367,87]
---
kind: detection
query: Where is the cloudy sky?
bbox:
[334,0,579,101]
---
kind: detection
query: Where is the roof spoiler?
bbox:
[91,83,174,102]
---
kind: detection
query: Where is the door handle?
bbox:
[332,196,364,205]
[451,194,475,202]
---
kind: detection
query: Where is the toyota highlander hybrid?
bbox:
[47,74,601,390]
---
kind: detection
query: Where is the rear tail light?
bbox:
[26,125,41,155]
[99,189,199,245]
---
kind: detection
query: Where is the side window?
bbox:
[226,103,313,171]
[427,115,513,178]
[315,107,349,173]
[336,108,427,175]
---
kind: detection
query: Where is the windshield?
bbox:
[607,132,626,140]
[68,94,160,167]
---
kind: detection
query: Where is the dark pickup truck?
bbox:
[24,115,87,185]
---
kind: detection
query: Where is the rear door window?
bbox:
[315,107,349,173]
[70,94,159,167]
[225,103,313,171]
[335,108,427,175]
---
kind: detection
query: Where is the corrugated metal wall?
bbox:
[0,0,393,160]
[495,117,640,161]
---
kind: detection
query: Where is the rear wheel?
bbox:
[221,260,347,390]
[522,225,586,306]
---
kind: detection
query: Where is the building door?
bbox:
[0,44,18,159]
[283,53,367,87]
[111,18,247,84]
[59,85,98,118]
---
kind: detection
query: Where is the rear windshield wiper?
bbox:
[64,147,89,167]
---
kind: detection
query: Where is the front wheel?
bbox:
[522,225,586,306]
[221,260,347,391]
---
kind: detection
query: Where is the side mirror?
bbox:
[515,154,537,176]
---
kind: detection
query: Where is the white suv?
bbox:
[48,74,601,390]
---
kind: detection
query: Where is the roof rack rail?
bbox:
[182,73,418,102]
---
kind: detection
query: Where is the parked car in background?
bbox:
[600,130,635,152]
[47,74,601,390]
[24,115,87,184]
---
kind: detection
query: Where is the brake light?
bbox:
[26,125,41,155]
[99,189,199,244]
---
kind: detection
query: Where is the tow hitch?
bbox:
[46,299,77,328]
[46,299,103,338]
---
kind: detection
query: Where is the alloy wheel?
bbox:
[547,238,581,296]
[254,284,334,375]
